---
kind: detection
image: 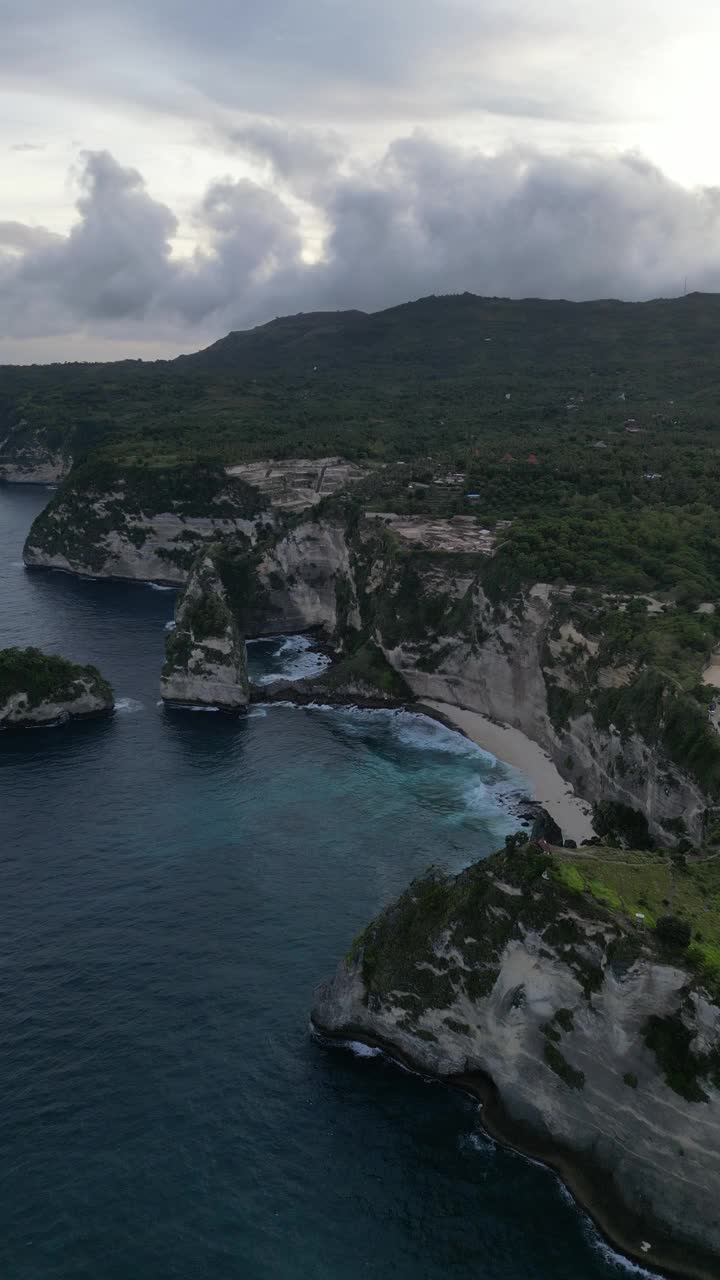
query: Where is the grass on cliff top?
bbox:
[551,846,720,985]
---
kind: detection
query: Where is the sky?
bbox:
[2,0,720,362]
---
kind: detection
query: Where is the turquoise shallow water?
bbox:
[0,484,653,1280]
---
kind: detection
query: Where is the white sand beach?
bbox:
[420,701,595,844]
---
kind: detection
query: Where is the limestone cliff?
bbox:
[312,842,720,1280]
[378,579,711,844]
[160,550,249,710]
[215,516,361,636]
[0,647,114,728]
[204,511,713,842]
[23,462,272,584]
[0,420,71,484]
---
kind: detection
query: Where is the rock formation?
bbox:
[160,549,249,710]
[182,510,712,842]
[0,421,71,484]
[312,841,720,1280]
[0,647,114,728]
[23,462,273,584]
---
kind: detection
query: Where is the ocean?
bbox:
[0,483,653,1279]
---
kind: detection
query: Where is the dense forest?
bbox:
[3,290,720,605]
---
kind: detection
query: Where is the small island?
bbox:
[0,647,114,729]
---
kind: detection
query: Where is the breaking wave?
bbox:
[253,633,331,684]
[114,698,144,714]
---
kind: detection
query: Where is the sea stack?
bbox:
[160,547,249,711]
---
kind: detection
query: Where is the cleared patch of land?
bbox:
[365,514,498,555]
[225,457,367,511]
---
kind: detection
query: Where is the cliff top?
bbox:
[548,843,720,994]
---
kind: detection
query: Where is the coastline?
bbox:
[419,700,595,844]
[311,1022,719,1280]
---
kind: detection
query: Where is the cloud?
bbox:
[2,0,705,131]
[3,136,720,356]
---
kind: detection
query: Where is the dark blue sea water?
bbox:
[0,484,652,1280]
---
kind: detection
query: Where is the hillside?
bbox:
[4,292,720,472]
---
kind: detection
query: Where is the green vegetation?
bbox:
[348,839,720,1105]
[543,1039,586,1090]
[0,647,112,709]
[642,1013,719,1104]
[319,639,412,700]
[550,846,720,995]
[10,293,720,801]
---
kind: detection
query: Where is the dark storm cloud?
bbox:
[3,138,720,349]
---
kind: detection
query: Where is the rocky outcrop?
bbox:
[23,462,273,584]
[247,517,361,635]
[380,582,710,843]
[312,843,720,1280]
[0,421,71,484]
[177,512,714,839]
[256,640,413,708]
[160,550,249,710]
[0,647,114,728]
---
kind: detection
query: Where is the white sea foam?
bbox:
[552,1174,659,1277]
[254,633,331,684]
[147,582,176,592]
[10,561,24,568]
[588,1233,659,1277]
[247,708,268,718]
[114,697,144,714]
[341,1040,383,1058]
[164,621,176,632]
[461,1131,496,1155]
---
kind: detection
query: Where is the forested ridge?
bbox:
[4,288,720,613]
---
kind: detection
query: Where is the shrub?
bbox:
[655,916,692,951]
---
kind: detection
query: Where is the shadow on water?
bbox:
[161,703,251,769]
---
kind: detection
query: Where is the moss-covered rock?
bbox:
[0,647,114,727]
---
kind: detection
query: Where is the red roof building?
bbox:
[527,454,539,464]
[500,453,515,462]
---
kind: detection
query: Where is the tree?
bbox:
[655,915,692,951]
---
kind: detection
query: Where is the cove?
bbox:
[0,483,653,1280]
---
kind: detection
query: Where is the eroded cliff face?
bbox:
[170,513,713,837]
[378,581,708,843]
[250,518,361,635]
[312,846,720,1279]
[0,422,71,484]
[160,550,249,710]
[23,465,272,584]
